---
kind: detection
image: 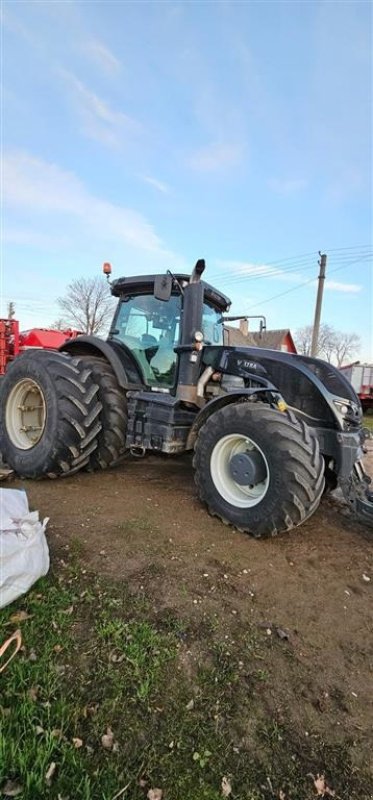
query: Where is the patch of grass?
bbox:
[0,566,371,800]
[363,414,373,432]
[117,517,154,534]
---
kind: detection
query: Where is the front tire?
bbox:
[193,403,324,537]
[0,350,102,478]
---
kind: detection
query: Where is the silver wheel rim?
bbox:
[210,433,270,508]
[5,379,47,450]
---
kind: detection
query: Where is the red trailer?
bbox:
[0,319,80,375]
[339,362,373,413]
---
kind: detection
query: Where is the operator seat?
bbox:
[149,332,176,385]
[141,333,158,348]
[120,334,157,384]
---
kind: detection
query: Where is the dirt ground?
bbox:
[12,447,372,752]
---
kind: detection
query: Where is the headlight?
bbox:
[333,399,360,422]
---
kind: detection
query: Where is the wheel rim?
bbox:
[5,379,47,450]
[210,433,270,508]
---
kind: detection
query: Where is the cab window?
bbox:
[202,303,223,345]
[113,294,181,387]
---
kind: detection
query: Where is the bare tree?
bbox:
[294,325,313,356]
[319,326,338,363]
[333,331,361,367]
[294,324,335,357]
[295,323,360,365]
[49,317,69,330]
[57,277,114,335]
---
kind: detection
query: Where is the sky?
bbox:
[1,0,372,357]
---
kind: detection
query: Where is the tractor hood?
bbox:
[202,346,362,431]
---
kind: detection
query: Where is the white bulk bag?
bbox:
[0,488,49,609]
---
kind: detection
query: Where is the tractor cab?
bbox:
[108,266,230,393]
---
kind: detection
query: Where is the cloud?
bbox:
[58,69,140,148]
[2,227,69,249]
[268,178,307,195]
[2,7,39,46]
[214,260,304,283]
[142,176,170,194]
[325,280,362,293]
[189,142,243,172]
[80,39,121,74]
[3,151,172,256]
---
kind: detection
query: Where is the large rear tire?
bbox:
[0,350,102,478]
[193,403,324,537]
[75,356,128,470]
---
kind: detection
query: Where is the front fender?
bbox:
[186,389,283,449]
[60,335,144,390]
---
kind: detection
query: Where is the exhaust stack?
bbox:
[176,259,206,405]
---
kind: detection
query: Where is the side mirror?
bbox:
[154,274,172,302]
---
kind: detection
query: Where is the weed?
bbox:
[117,517,154,534]
[193,749,212,768]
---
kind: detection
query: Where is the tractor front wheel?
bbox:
[193,403,324,537]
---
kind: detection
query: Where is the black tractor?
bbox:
[1,259,372,536]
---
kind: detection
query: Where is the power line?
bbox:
[225,243,371,270]
[325,244,371,253]
[212,245,372,285]
[239,254,372,312]
[215,243,371,272]
[215,251,372,288]
[215,258,321,285]
[218,262,316,287]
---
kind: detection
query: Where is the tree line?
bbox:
[294,324,360,367]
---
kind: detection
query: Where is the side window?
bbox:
[202,303,223,345]
[113,295,181,388]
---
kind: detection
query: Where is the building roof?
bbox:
[224,326,296,352]
[224,325,257,347]
[251,329,294,350]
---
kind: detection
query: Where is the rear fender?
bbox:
[60,335,144,390]
[186,389,282,449]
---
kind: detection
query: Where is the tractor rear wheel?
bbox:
[193,403,324,537]
[0,350,102,478]
[75,357,128,470]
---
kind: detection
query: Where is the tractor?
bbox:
[0,259,372,536]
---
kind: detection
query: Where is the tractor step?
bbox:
[126,391,197,454]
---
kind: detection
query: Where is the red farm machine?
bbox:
[339,363,373,414]
[0,318,80,377]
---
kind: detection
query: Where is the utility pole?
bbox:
[311,252,327,357]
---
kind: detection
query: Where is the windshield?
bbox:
[112,294,181,387]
